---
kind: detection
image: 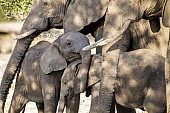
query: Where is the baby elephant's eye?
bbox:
[67,42,72,46]
[64,81,67,85]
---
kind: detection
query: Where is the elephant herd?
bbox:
[0,0,170,113]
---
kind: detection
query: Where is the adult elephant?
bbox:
[0,0,170,112]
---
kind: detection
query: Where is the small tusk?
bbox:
[82,20,132,51]
[13,29,37,40]
[82,38,104,51]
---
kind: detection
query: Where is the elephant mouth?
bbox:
[66,53,81,62]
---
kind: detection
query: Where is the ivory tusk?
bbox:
[82,20,132,51]
[13,29,37,40]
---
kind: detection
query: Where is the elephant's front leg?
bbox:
[42,77,60,113]
[90,82,100,113]
[43,89,58,113]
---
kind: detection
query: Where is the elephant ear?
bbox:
[40,43,67,74]
[74,54,102,94]
[63,0,109,32]
[74,63,83,94]
[162,0,170,27]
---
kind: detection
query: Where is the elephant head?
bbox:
[57,54,101,113]
[57,60,81,113]
[40,31,91,94]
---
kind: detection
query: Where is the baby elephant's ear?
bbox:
[40,44,67,74]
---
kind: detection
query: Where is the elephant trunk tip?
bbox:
[57,98,66,113]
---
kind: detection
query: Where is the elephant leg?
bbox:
[66,94,80,113]
[90,82,100,113]
[43,89,58,113]
[43,96,57,113]
[9,93,28,113]
[36,103,44,113]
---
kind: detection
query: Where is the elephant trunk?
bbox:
[78,49,91,93]
[99,83,114,113]
[98,51,119,113]
[58,96,66,113]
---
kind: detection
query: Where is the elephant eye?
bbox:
[64,81,67,85]
[67,42,72,46]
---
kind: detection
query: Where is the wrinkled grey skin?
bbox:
[59,49,166,113]
[5,31,91,113]
[1,0,170,113]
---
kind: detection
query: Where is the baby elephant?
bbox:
[59,49,166,113]
[9,41,62,113]
[7,31,91,113]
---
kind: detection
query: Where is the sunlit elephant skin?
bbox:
[1,0,170,113]
[3,31,91,113]
[59,49,166,113]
